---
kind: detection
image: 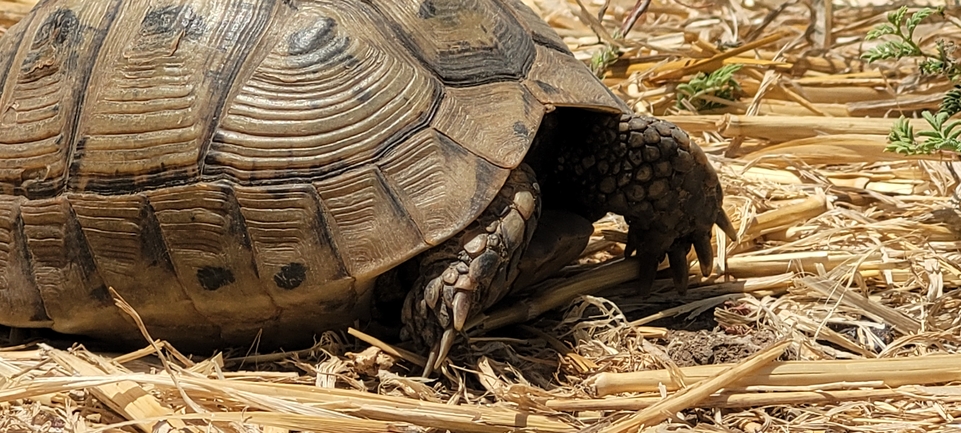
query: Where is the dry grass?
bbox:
[3,0,961,431]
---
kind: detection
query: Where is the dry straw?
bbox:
[3,0,961,432]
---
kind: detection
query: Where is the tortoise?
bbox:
[0,0,734,371]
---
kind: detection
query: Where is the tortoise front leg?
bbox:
[400,164,541,376]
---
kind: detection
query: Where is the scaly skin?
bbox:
[400,110,735,375]
[400,165,541,375]
[534,110,736,293]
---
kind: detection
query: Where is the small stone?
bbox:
[617,171,632,187]
[628,131,645,148]
[618,121,630,132]
[455,261,469,274]
[628,149,644,166]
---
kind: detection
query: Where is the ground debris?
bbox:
[3,0,961,431]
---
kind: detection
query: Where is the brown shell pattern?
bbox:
[0,0,624,345]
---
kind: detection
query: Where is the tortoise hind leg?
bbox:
[400,164,541,375]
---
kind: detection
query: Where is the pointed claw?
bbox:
[452,291,470,331]
[667,246,691,295]
[692,234,715,277]
[422,342,440,377]
[624,239,638,259]
[434,328,456,371]
[715,210,738,241]
[636,254,660,294]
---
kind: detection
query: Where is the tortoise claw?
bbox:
[635,252,661,294]
[692,233,715,277]
[667,245,691,295]
[452,291,470,331]
[716,210,738,241]
[421,328,455,376]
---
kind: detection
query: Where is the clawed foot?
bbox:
[620,116,738,294]
[401,166,541,376]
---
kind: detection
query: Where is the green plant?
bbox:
[862,6,961,155]
[886,110,961,155]
[675,64,743,111]
[589,45,620,78]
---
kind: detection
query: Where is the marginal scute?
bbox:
[70,0,285,194]
[19,195,125,334]
[206,1,441,184]
[0,195,49,326]
[66,191,214,335]
[145,182,281,329]
[431,82,544,169]
[500,0,571,53]
[367,0,534,84]
[0,0,121,198]
[379,129,509,246]
[232,183,356,313]
[524,45,628,113]
[314,166,427,278]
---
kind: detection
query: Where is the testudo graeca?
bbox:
[0,0,735,373]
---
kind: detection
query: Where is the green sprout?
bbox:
[675,64,743,111]
[590,45,620,78]
[886,111,961,155]
[862,6,961,155]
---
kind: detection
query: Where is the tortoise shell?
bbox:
[0,0,627,346]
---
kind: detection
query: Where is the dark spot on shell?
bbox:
[535,80,560,95]
[197,266,234,291]
[418,0,437,18]
[89,284,112,303]
[141,6,205,39]
[33,8,80,49]
[139,199,174,271]
[513,121,529,138]
[288,17,337,56]
[274,262,307,290]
